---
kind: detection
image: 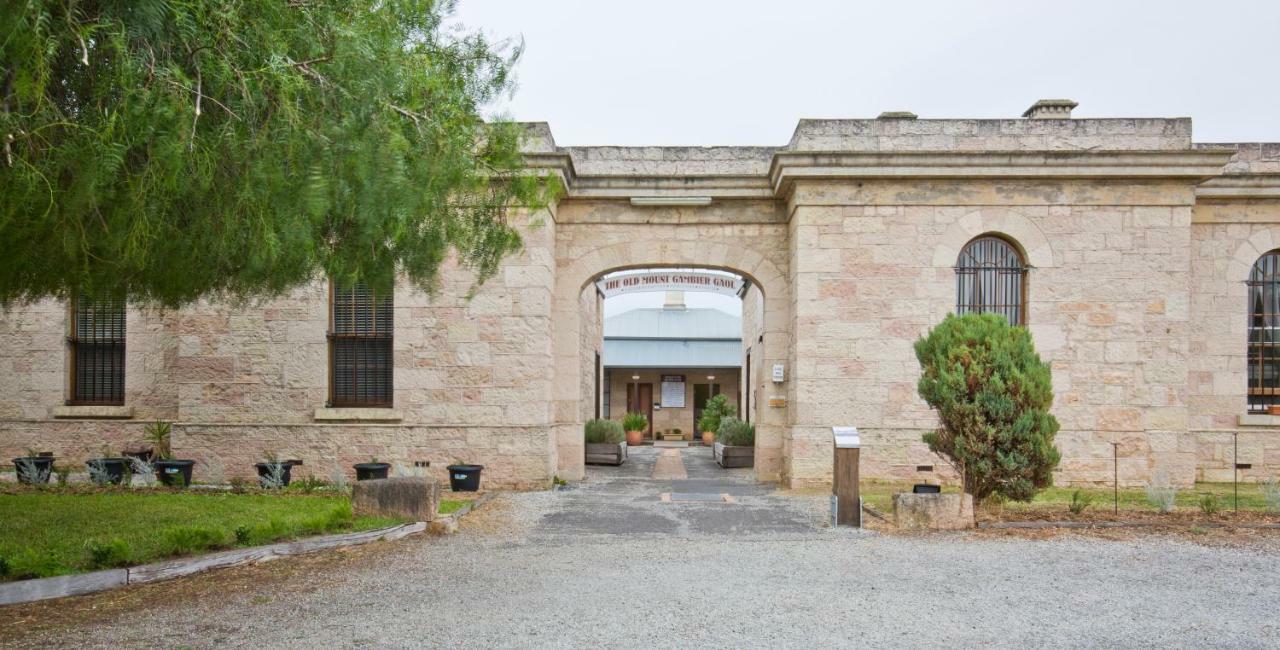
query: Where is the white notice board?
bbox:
[660,375,686,408]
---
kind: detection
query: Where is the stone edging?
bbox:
[428,494,490,535]
[979,520,1280,530]
[0,521,426,608]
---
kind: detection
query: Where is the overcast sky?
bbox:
[452,0,1280,146]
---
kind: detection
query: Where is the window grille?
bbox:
[1248,251,1280,413]
[69,297,126,405]
[956,235,1028,325]
[329,283,393,407]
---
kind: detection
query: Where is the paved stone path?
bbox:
[7,446,1279,648]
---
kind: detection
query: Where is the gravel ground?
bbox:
[6,447,1279,649]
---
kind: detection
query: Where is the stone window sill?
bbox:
[1237,413,1280,427]
[50,405,135,420]
[313,407,403,422]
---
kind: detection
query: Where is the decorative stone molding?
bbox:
[930,211,1055,269]
[313,408,403,422]
[49,405,134,419]
[1227,230,1279,298]
[1237,414,1280,427]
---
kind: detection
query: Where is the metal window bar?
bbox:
[68,297,126,405]
[1247,251,1280,413]
[955,236,1028,326]
[329,283,393,407]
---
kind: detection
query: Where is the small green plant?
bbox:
[0,555,8,578]
[1068,489,1093,515]
[1189,524,1209,535]
[329,465,349,493]
[552,475,567,487]
[160,525,227,556]
[54,466,71,486]
[1145,476,1178,513]
[697,394,737,433]
[86,459,116,486]
[14,457,51,485]
[716,417,755,446]
[85,538,132,568]
[1261,477,1280,513]
[234,525,252,545]
[584,418,625,444]
[622,411,648,433]
[259,460,288,490]
[1198,493,1221,516]
[128,457,156,487]
[144,421,173,460]
[295,474,326,493]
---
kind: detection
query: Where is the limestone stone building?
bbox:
[3,99,1279,489]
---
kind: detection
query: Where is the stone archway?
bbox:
[552,239,792,482]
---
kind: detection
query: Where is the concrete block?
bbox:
[893,493,975,530]
[352,477,439,522]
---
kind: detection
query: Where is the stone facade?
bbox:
[3,103,1279,489]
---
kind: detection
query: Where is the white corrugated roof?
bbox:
[603,339,741,369]
[604,308,741,340]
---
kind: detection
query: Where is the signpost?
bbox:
[596,270,745,298]
[832,427,862,527]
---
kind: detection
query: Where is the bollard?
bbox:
[832,427,861,527]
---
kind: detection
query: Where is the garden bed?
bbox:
[0,487,404,581]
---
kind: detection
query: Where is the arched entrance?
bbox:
[552,238,792,483]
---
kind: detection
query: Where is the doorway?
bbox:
[626,382,654,441]
[693,383,721,442]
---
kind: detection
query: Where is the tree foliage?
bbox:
[914,313,1061,502]
[0,0,557,306]
[696,393,736,434]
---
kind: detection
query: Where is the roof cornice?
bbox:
[1196,175,1280,200]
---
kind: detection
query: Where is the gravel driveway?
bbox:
[7,446,1279,649]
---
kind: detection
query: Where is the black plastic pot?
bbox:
[154,459,195,487]
[12,457,54,484]
[912,483,942,494]
[446,464,484,492]
[353,462,390,481]
[255,462,295,488]
[86,458,132,486]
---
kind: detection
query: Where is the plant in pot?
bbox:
[255,452,294,488]
[86,445,132,486]
[713,417,755,468]
[584,418,627,466]
[353,456,391,481]
[622,411,648,446]
[12,449,54,485]
[446,459,485,492]
[147,421,195,487]
[697,395,737,447]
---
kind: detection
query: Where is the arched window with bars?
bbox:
[955,235,1028,326]
[1247,250,1280,413]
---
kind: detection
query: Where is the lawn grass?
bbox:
[438,499,467,515]
[0,489,404,581]
[857,480,1278,514]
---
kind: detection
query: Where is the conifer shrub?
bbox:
[915,313,1061,502]
[584,419,625,444]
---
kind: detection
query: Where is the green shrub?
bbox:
[85,538,132,568]
[915,313,1061,502]
[160,525,227,556]
[1199,493,1221,516]
[622,411,648,432]
[584,419,625,444]
[1068,490,1093,515]
[697,394,737,433]
[716,417,755,446]
[0,555,8,577]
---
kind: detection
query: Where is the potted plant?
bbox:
[86,446,132,486]
[446,460,485,492]
[713,417,755,468]
[353,457,391,481]
[584,418,627,466]
[661,428,683,442]
[12,450,54,485]
[697,395,737,447]
[622,411,648,446]
[147,421,195,487]
[255,453,294,488]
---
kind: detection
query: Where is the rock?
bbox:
[892,493,975,530]
[352,477,439,522]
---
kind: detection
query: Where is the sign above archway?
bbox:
[596,270,746,298]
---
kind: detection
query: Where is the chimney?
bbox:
[1022,99,1078,119]
[663,291,686,310]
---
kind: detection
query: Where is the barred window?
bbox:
[329,283,393,407]
[1248,250,1280,413]
[956,235,1028,325]
[69,297,126,405]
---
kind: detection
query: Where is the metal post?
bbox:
[1234,431,1239,514]
[1112,442,1119,514]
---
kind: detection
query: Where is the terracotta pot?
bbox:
[702,430,715,446]
[625,430,644,446]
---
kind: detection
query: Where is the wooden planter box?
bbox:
[713,442,754,468]
[585,442,628,466]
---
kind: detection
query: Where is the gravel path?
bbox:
[8,447,1279,649]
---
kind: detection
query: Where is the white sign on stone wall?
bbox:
[596,271,744,298]
[660,375,686,408]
